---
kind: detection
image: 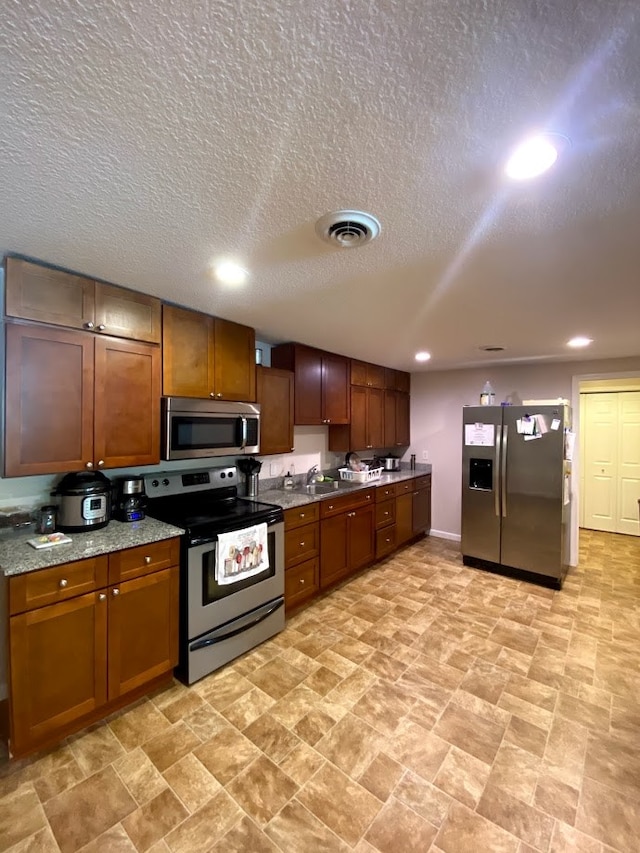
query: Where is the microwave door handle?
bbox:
[239,416,248,448]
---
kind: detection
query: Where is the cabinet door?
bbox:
[322,353,350,424]
[395,392,410,446]
[367,387,385,449]
[285,558,319,610]
[95,282,161,344]
[348,504,375,571]
[108,566,179,699]
[5,257,95,330]
[10,592,107,754]
[94,336,161,468]
[4,323,94,476]
[162,304,214,397]
[384,390,397,447]
[214,318,256,401]
[291,346,323,424]
[349,386,368,450]
[256,366,294,454]
[413,485,431,534]
[396,492,414,545]
[320,513,349,588]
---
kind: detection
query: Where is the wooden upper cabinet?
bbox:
[94,336,161,469]
[384,389,410,448]
[351,360,385,388]
[94,282,161,343]
[4,321,160,477]
[162,304,256,401]
[5,257,161,343]
[256,365,294,455]
[384,367,410,393]
[328,385,384,453]
[213,317,256,402]
[271,343,349,425]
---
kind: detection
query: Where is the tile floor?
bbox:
[1,529,639,852]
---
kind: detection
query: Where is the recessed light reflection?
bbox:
[211,259,248,285]
[504,134,560,181]
[567,336,593,348]
[415,351,431,362]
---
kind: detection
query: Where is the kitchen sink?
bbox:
[290,480,345,495]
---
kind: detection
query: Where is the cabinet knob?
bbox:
[99,593,107,601]
[112,588,120,596]
[299,578,305,585]
[326,419,331,424]
[367,445,372,449]
[328,504,334,510]
[299,542,305,547]
[59,578,68,588]
[366,495,371,500]
[384,511,389,516]
[299,513,305,519]
[216,393,223,398]
[97,324,106,331]
[85,461,94,469]
[144,555,152,564]
[386,537,391,543]
[97,460,104,467]
[210,392,216,397]
[84,321,95,329]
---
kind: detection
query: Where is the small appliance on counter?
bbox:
[112,475,147,522]
[374,454,401,472]
[237,456,262,497]
[53,471,111,533]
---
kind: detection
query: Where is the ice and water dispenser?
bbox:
[469,458,493,491]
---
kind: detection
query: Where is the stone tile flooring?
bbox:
[1,529,639,852]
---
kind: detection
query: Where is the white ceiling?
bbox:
[2,0,640,372]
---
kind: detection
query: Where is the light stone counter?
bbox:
[0,517,185,577]
[256,466,432,511]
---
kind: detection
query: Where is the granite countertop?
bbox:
[0,517,185,577]
[257,466,432,510]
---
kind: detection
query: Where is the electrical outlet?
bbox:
[269,463,277,476]
[422,450,429,461]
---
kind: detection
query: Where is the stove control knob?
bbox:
[162,478,170,486]
[151,480,159,488]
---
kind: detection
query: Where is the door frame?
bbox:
[570,370,640,564]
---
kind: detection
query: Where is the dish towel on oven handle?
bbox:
[216,523,270,586]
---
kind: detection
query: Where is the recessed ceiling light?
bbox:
[567,336,593,348]
[479,345,505,352]
[504,133,566,181]
[211,259,248,285]
[415,351,431,362]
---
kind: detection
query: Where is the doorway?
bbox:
[579,379,640,537]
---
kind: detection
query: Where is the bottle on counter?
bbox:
[283,471,294,490]
[410,454,416,470]
[480,381,495,406]
[37,505,57,534]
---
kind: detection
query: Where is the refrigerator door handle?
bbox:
[495,424,502,517]
[501,424,508,517]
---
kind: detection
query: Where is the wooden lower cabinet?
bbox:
[413,475,432,535]
[284,505,320,610]
[8,538,180,758]
[396,489,415,547]
[320,495,375,589]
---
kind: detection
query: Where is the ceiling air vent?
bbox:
[315,210,381,248]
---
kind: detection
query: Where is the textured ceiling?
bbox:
[2,0,640,371]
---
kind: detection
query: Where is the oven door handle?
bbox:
[190,598,284,651]
[239,416,248,449]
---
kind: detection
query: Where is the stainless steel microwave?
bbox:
[162,398,260,461]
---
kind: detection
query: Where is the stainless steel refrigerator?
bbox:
[461,404,571,588]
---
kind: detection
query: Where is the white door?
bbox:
[582,391,640,536]
[583,394,617,532]
[618,392,640,536]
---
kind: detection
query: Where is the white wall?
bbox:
[409,356,640,542]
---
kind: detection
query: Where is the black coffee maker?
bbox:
[112,475,147,522]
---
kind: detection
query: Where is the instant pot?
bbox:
[53,471,111,533]
[374,455,401,472]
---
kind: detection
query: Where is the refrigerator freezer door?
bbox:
[500,406,567,580]
[461,407,503,563]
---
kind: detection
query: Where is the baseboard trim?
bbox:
[430,530,461,542]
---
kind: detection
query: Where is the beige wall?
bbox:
[409,356,640,542]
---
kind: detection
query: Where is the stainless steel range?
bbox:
[144,466,284,684]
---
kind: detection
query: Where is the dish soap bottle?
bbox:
[283,471,294,490]
[480,381,495,406]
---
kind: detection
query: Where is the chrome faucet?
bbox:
[306,464,319,484]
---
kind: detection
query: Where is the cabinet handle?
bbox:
[144,556,152,564]
[84,321,95,329]
[97,460,104,467]
[85,461,94,469]
[112,588,120,596]
[59,578,68,588]
[97,324,106,331]
[99,593,107,601]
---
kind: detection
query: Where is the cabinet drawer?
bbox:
[320,488,375,519]
[396,479,415,494]
[285,522,319,568]
[375,499,396,529]
[9,556,109,615]
[284,503,320,530]
[375,483,397,502]
[414,475,431,490]
[376,525,397,558]
[285,558,319,609]
[108,538,180,584]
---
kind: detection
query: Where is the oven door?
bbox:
[186,521,284,640]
